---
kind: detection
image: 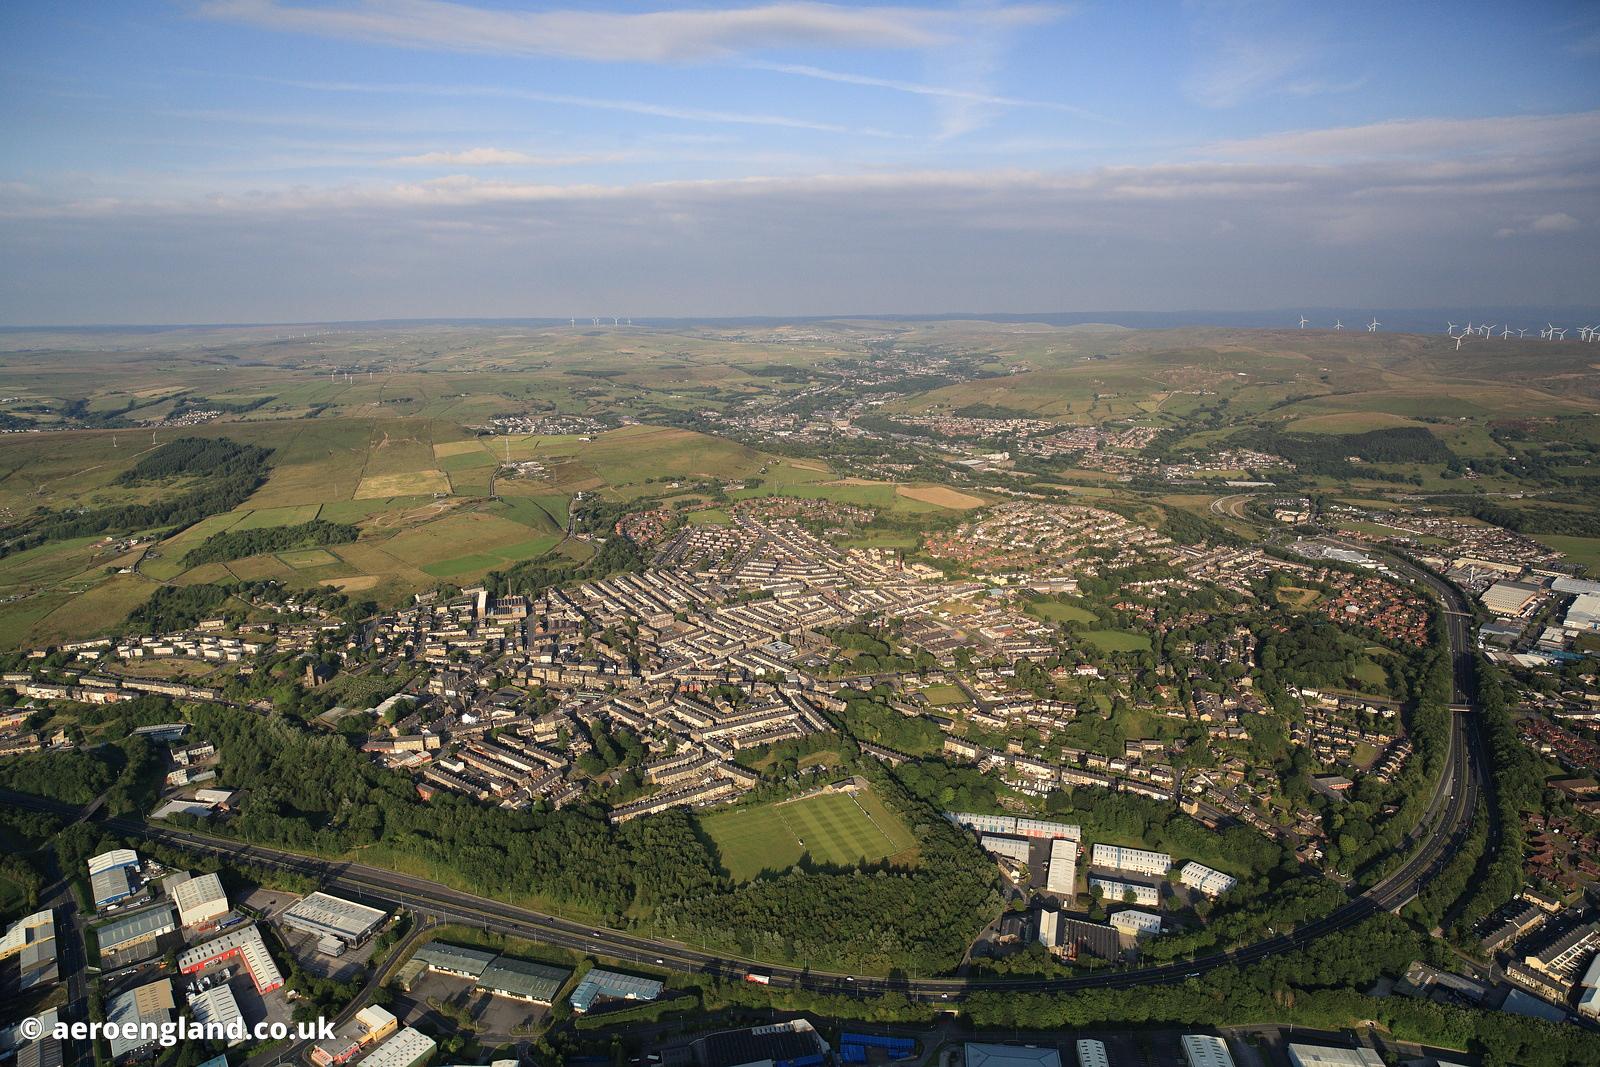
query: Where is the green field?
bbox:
[921,683,970,706]
[1024,597,1097,624]
[1081,628,1152,652]
[699,787,919,882]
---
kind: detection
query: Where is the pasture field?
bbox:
[699,786,919,882]
[1081,628,1153,653]
[1024,597,1097,624]
[920,683,970,706]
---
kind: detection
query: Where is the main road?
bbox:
[5,547,1486,1002]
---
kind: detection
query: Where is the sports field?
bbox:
[700,786,919,882]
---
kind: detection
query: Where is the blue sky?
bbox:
[1,0,1597,323]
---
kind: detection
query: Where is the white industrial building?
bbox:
[362,1027,437,1067]
[1579,954,1600,1019]
[1178,863,1237,897]
[1109,910,1162,937]
[281,892,387,945]
[1090,844,1171,876]
[1180,1035,1234,1067]
[172,873,229,927]
[188,985,246,1046]
[1286,1045,1383,1067]
[1075,1040,1109,1067]
[1046,838,1077,896]
[1564,593,1600,633]
[1481,580,1541,617]
[1090,877,1159,907]
[981,835,1032,864]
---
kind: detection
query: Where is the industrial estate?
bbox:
[0,317,1597,1067]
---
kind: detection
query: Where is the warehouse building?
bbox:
[1178,863,1237,897]
[478,955,572,1003]
[1578,954,1600,1019]
[692,1019,827,1067]
[1090,844,1171,877]
[97,905,175,957]
[1179,1036,1234,1067]
[188,985,246,1046]
[964,1044,1062,1067]
[88,849,141,911]
[1045,838,1077,896]
[106,979,174,1062]
[980,835,1031,864]
[1089,877,1159,908]
[1286,1045,1382,1067]
[171,873,229,928]
[1526,921,1600,979]
[0,909,58,991]
[361,1027,436,1067]
[1074,1041,1108,1067]
[281,892,387,945]
[178,924,284,994]
[1481,580,1542,617]
[1109,910,1162,938]
[569,968,664,1013]
[411,942,496,980]
[310,1005,398,1066]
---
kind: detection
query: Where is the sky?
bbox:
[1,0,1598,325]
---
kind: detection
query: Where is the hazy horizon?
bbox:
[3,0,1598,324]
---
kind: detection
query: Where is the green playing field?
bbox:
[699,787,919,882]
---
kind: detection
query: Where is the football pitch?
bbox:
[700,787,919,882]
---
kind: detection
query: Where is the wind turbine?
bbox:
[1332,319,1344,330]
[1553,327,1568,340]
[1446,322,1458,336]
[1479,322,1495,337]
[1367,318,1380,332]
[1517,328,1527,338]
[1298,316,1310,329]
[1454,336,1464,351]
[1499,326,1512,339]
[570,318,576,328]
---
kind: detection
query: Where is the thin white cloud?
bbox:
[743,60,1109,124]
[1204,111,1600,161]
[386,147,618,167]
[263,77,904,137]
[198,0,1061,62]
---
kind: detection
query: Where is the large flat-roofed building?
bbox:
[569,968,664,1013]
[1180,1036,1234,1067]
[1579,954,1600,1019]
[411,941,496,980]
[1045,838,1077,896]
[1090,844,1171,877]
[87,849,139,877]
[477,955,571,1003]
[1074,1041,1108,1067]
[964,1044,1062,1067]
[0,909,58,991]
[1178,863,1237,898]
[97,905,175,955]
[188,985,246,1046]
[1110,909,1161,937]
[1089,877,1159,908]
[91,866,136,910]
[980,835,1032,864]
[1526,921,1600,979]
[280,892,387,945]
[106,979,174,1062]
[1482,580,1542,617]
[178,924,284,994]
[361,1027,436,1067]
[1286,1046,1382,1067]
[692,1019,828,1067]
[172,873,229,927]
